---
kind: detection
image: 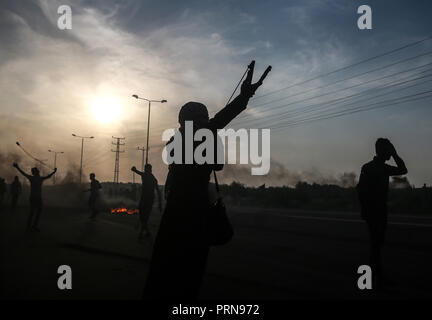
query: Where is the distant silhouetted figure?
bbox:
[10,176,22,212]
[131,164,162,239]
[13,163,57,231]
[0,177,6,208]
[357,138,407,287]
[86,173,102,220]
[143,61,270,299]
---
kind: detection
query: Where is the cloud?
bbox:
[1,0,431,186]
[0,0,265,183]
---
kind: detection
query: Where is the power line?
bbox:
[241,69,432,125]
[278,77,432,124]
[251,51,432,109]
[237,69,432,125]
[252,35,432,100]
[274,93,432,130]
[264,75,432,128]
[272,90,432,130]
[236,52,432,125]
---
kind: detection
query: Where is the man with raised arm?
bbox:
[131,164,162,238]
[144,61,271,299]
[357,138,408,288]
[12,162,56,232]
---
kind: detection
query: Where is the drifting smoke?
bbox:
[101,193,138,210]
[390,176,412,189]
[217,159,358,188]
[0,151,25,181]
[44,183,87,208]
[60,163,82,184]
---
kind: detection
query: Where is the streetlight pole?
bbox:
[132,95,167,165]
[72,134,94,184]
[146,100,151,165]
[137,146,146,171]
[48,150,64,184]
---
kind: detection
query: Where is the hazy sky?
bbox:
[1,0,431,186]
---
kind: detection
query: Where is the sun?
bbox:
[92,97,121,123]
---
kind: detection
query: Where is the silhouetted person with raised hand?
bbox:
[357,138,407,288]
[12,162,56,231]
[10,176,22,212]
[131,164,162,239]
[143,61,271,299]
[86,173,102,220]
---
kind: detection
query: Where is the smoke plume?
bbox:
[217,159,358,187]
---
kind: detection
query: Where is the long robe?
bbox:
[143,94,249,299]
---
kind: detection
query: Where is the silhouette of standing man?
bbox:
[357,138,407,287]
[131,164,162,239]
[13,163,56,231]
[86,173,102,220]
[143,61,270,299]
[10,176,22,212]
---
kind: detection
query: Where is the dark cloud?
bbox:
[0,0,84,52]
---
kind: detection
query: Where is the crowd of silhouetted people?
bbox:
[0,175,22,213]
[1,61,411,297]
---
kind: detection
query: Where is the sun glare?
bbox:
[92,97,121,123]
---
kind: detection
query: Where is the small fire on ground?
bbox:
[110,207,139,215]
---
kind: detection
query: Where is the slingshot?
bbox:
[225,60,272,106]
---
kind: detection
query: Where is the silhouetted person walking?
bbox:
[86,173,102,220]
[10,176,22,212]
[131,164,162,239]
[143,61,270,299]
[357,138,407,287]
[13,163,56,231]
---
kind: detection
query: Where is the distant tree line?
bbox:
[219,179,432,215]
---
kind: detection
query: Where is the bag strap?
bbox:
[211,63,251,201]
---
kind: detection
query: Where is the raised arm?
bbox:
[387,153,408,176]
[13,163,31,180]
[131,166,144,176]
[42,168,57,180]
[386,143,408,176]
[209,61,271,130]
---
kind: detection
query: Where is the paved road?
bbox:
[1,205,431,299]
[204,207,432,299]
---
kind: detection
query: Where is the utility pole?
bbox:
[111,136,125,183]
[72,134,94,184]
[136,146,146,171]
[48,150,64,184]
